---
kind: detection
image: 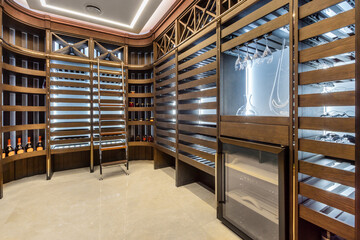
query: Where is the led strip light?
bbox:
[39,0,149,28]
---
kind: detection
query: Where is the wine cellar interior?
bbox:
[0,0,359,239]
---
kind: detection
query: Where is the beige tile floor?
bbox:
[0,160,241,240]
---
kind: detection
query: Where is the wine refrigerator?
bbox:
[217,137,289,240]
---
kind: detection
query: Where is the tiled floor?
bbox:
[0,161,241,240]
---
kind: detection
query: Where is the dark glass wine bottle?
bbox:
[15,138,24,154]
[36,136,44,151]
[142,135,147,142]
[25,137,34,152]
[5,139,14,157]
[135,135,141,142]
[148,135,154,142]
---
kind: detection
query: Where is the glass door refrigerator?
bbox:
[218,137,288,240]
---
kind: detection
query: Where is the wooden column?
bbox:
[89,38,94,172]
[293,0,299,239]
[45,29,52,180]
[0,5,3,199]
[355,0,360,239]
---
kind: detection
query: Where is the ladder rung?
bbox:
[102,159,127,167]
[98,69,123,75]
[100,131,126,136]
[101,146,127,151]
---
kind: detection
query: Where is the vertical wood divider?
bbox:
[45,29,52,180]
[215,0,221,215]
[290,0,297,239]
[89,37,94,172]
[0,5,3,198]
[355,0,360,238]
[174,19,180,186]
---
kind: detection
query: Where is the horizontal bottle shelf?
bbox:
[1,84,46,94]
[298,139,355,161]
[127,64,153,71]
[51,146,91,155]
[299,117,355,132]
[3,63,46,77]
[128,79,154,84]
[155,143,176,158]
[178,153,215,176]
[128,121,154,125]
[2,150,46,165]
[128,93,154,98]
[299,203,354,240]
[2,106,46,112]
[2,124,46,132]
[128,142,154,147]
[128,107,154,112]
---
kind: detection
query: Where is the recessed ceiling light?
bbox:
[39,0,149,29]
[85,5,102,16]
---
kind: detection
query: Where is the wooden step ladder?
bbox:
[97,59,128,180]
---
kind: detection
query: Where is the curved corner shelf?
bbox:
[3,63,46,77]
[1,41,46,59]
[1,84,46,95]
[128,121,154,126]
[128,142,154,147]
[127,64,153,71]
[128,79,154,84]
[128,107,154,112]
[2,150,46,165]
[2,105,46,112]
[2,124,46,133]
[128,93,154,98]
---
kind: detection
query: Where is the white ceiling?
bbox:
[16,0,176,34]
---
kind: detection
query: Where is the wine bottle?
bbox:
[148,135,154,142]
[2,150,5,159]
[5,139,14,157]
[25,137,34,152]
[135,135,141,142]
[15,138,24,154]
[36,136,44,151]
[142,135,147,142]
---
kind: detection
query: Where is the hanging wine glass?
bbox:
[243,43,252,68]
[235,47,242,71]
[262,35,273,64]
[252,40,261,65]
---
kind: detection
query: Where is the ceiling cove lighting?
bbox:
[39,0,149,29]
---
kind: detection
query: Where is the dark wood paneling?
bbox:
[221,121,289,146]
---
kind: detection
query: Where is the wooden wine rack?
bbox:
[295,0,356,239]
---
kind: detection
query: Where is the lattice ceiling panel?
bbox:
[52,33,89,58]
[178,0,216,43]
[94,41,124,62]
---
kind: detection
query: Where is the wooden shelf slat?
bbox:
[299,64,355,85]
[299,205,355,240]
[299,182,355,214]
[1,84,46,94]
[2,106,46,112]
[299,36,355,63]
[2,124,46,132]
[299,91,355,107]
[178,153,215,176]
[2,150,46,165]
[3,63,46,76]
[299,160,355,187]
[298,139,355,161]
[128,79,154,84]
[299,117,355,132]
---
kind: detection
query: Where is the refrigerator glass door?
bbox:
[222,143,281,240]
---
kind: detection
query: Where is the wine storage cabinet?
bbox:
[0,1,359,239]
